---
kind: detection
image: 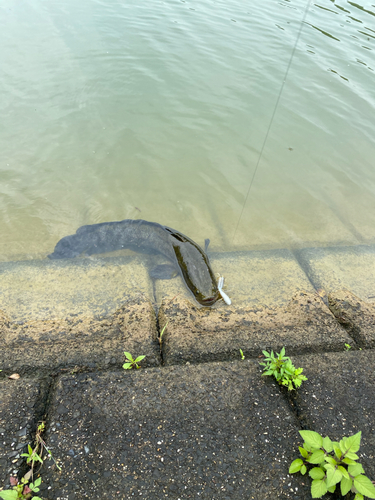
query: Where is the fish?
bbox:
[48,219,229,306]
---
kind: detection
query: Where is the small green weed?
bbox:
[0,476,42,500]
[289,430,375,499]
[345,343,352,351]
[158,321,169,350]
[239,349,245,360]
[21,445,43,467]
[259,347,307,390]
[123,352,145,370]
[29,422,61,473]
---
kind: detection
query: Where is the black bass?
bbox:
[48,219,230,306]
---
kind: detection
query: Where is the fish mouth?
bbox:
[199,292,220,306]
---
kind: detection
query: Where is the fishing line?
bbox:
[232,0,312,244]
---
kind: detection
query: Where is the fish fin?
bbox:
[217,276,231,305]
[149,264,179,280]
[219,289,232,305]
[204,239,210,252]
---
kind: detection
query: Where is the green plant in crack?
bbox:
[158,320,169,350]
[20,422,61,476]
[0,476,42,500]
[289,430,375,499]
[259,347,307,390]
[20,445,43,468]
[34,422,61,472]
[123,352,145,370]
[0,421,61,500]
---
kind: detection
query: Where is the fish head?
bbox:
[171,241,220,306]
[197,290,221,306]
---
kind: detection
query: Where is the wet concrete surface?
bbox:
[295,245,375,303]
[0,255,153,322]
[1,244,375,499]
[0,296,160,375]
[158,291,351,365]
[328,290,375,348]
[156,249,317,308]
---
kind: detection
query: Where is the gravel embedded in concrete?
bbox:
[39,362,312,499]
[0,378,45,484]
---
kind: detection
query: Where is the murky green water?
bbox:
[1,0,374,261]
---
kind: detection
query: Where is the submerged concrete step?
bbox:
[156,248,317,308]
[296,245,375,347]
[157,249,352,365]
[1,248,355,372]
[38,361,311,500]
[0,256,160,373]
[0,255,153,322]
[295,244,375,302]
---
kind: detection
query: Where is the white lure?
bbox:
[217,276,231,305]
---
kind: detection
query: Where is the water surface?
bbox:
[0,0,374,261]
